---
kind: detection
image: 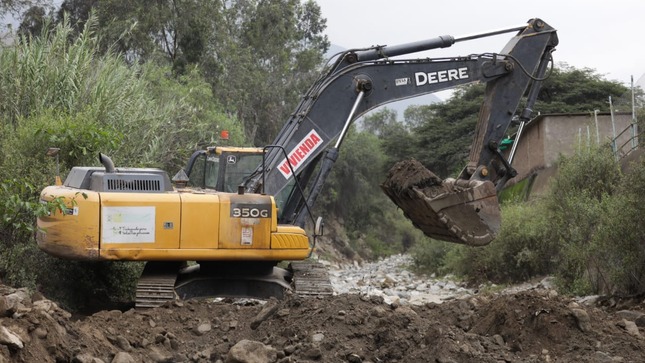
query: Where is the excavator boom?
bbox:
[246,18,558,245]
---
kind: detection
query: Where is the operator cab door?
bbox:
[218,151,263,193]
[186,151,220,189]
[186,149,264,193]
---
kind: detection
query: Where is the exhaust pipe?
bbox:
[98,153,115,173]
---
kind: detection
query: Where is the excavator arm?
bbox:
[244,18,558,245]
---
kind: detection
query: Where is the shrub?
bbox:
[410,238,453,276]
[427,201,555,285]
[540,146,621,294]
[36,260,144,311]
[410,144,635,294]
[590,157,645,294]
[0,178,74,289]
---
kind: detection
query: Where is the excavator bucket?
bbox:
[381,159,500,246]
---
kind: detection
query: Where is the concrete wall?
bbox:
[508,112,634,183]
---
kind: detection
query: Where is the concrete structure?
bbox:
[506,111,636,185]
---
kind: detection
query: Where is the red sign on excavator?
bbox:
[278,130,323,178]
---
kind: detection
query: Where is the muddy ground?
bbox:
[2,282,645,363]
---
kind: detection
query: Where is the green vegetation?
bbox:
[314,125,426,259]
[54,0,329,146]
[412,146,645,296]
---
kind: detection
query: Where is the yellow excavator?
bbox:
[37,19,558,307]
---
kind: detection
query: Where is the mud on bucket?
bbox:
[380,159,501,246]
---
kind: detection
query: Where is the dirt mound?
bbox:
[3,284,645,362]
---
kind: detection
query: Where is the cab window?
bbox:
[188,154,220,189]
[222,153,263,192]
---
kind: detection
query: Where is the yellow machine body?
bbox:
[37,186,311,262]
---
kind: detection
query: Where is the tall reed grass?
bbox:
[0,15,244,308]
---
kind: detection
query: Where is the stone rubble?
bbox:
[3,256,645,362]
[325,254,475,305]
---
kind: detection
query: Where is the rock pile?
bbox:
[0,285,75,362]
[4,257,645,362]
[326,254,474,305]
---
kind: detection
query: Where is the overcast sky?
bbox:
[314,0,644,88]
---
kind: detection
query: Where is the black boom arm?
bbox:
[244,18,558,227]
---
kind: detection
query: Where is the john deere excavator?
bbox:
[37,18,558,307]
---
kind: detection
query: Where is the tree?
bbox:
[54,0,329,145]
[211,0,329,145]
[359,108,420,176]
[1,1,52,40]
[375,85,485,178]
[56,0,97,34]
[535,65,632,113]
[359,108,398,137]
[16,4,49,38]
[0,0,48,15]
[55,0,222,69]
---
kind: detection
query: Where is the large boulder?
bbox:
[0,326,24,350]
[226,339,277,363]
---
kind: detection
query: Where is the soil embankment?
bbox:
[3,257,645,362]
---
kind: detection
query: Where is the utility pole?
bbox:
[594,110,600,144]
[632,76,638,149]
[609,96,617,157]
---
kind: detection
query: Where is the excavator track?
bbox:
[290,260,334,296]
[135,273,178,309]
[135,260,333,308]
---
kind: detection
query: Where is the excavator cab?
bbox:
[186,146,264,193]
[186,146,300,219]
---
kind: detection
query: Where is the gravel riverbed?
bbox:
[326,254,475,305]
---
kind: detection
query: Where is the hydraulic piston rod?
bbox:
[353,22,531,62]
